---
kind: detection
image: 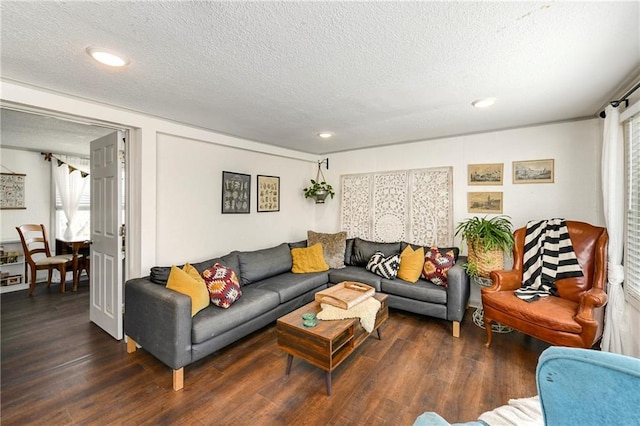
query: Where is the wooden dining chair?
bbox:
[16,224,75,296]
[75,243,91,288]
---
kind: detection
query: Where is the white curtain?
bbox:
[53,160,89,240]
[600,105,627,353]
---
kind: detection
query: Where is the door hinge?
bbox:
[119,224,126,238]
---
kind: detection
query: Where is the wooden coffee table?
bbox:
[276,293,388,396]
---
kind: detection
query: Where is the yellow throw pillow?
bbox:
[183,262,205,285]
[397,245,425,283]
[291,243,330,273]
[166,264,210,316]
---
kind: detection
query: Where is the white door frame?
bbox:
[1,103,138,339]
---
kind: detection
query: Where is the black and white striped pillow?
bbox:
[366,251,401,279]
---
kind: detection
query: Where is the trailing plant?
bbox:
[303,179,335,200]
[454,215,515,254]
[461,261,479,278]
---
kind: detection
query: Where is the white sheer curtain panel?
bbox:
[53,161,89,240]
[600,104,628,354]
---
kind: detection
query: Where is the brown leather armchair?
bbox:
[482,220,608,348]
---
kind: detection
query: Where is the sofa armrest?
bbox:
[124,277,193,370]
[445,257,471,322]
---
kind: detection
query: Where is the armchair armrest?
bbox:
[124,277,193,370]
[575,288,608,323]
[486,269,522,292]
[445,257,471,322]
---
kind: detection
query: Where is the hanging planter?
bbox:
[303,159,335,204]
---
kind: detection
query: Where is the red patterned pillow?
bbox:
[202,263,242,308]
[422,247,455,287]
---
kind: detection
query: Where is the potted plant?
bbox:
[454,215,515,278]
[303,179,335,204]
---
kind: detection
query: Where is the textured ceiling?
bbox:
[1,1,639,155]
[0,109,114,157]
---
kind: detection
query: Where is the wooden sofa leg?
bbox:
[126,337,137,353]
[173,368,184,391]
[452,321,460,338]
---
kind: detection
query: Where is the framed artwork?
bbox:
[468,163,504,185]
[257,175,280,212]
[513,159,554,184]
[222,171,251,214]
[0,173,26,210]
[467,192,503,214]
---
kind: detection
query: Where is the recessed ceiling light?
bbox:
[317,132,334,139]
[472,98,496,108]
[86,47,129,67]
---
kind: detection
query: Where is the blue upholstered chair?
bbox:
[536,346,640,425]
[414,346,640,426]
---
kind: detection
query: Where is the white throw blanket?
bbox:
[316,297,381,333]
[478,395,543,426]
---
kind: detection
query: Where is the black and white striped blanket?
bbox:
[515,219,583,302]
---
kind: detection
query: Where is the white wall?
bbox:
[0,148,52,242]
[1,80,318,278]
[155,133,317,265]
[317,119,604,236]
[315,119,604,305]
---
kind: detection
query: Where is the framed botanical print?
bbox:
[257,175,280,212]
[0,173,26,209]
[222,171,251,214]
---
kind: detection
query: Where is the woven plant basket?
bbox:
[467,240,504,278]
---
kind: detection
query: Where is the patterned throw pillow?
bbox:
[307,230,347,269]
[202,263,242,308]
[422,247,455,287]
[366,251,401,279]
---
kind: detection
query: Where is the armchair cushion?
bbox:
[483,292,582,333]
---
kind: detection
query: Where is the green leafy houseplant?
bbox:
[303,179,335,204]
[454,215,515,278]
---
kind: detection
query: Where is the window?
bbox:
[54,156,91,239]
[625,110,640,309]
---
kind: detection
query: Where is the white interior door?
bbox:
[90,131,124,340]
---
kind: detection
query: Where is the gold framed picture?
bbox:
[467,192,503,214]
[513,159,554,184]
[468,163,503,185]
[257,175,280,212]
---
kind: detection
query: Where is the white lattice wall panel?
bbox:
[341,174,372,240]
[341,167,453,246]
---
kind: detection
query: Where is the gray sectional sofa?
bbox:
[124,237,470,390]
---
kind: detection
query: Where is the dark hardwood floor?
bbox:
[1,282,549,425]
